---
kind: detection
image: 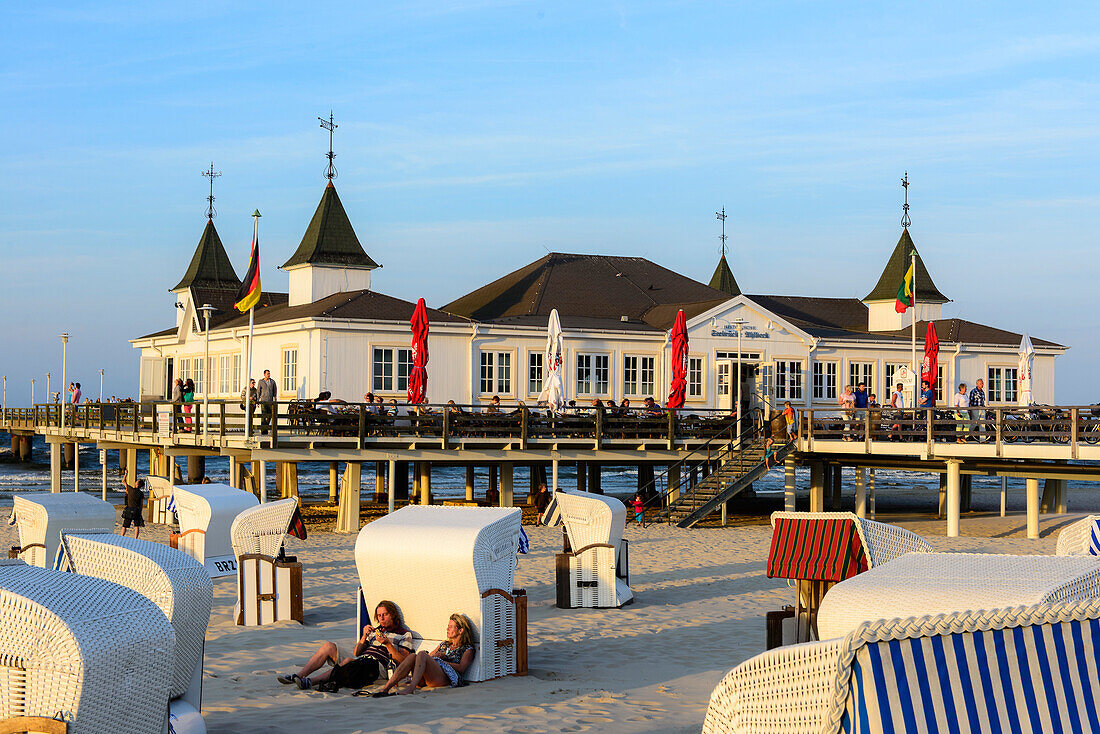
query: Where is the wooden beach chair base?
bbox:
[0,717,68,734]
[236,553,303,625]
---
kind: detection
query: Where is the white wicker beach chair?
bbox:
[1056,515,1100,556]
[171,483,259,577]
[0,559,175,734]
[554,490,632,609]
[703,596,1100,734]
[57,531,213,726]
[8,494,116,568]
[354,505,526,682]
[144,475,176,525]
[769,511,932,568]
[230,498,302,626]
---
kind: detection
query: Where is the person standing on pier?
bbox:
[182,379,195,432]
[969,379,986,443]
[258,369,277,435]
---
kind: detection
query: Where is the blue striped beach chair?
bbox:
[1057,515,1100,556]
[702,597,1100,734]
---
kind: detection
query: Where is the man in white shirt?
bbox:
[952,383,970,443]
[889,382,906,441]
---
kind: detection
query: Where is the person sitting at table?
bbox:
[508,400,527,417]
[642,397,664,417]
[589,398,604,416]
[618,398,631,416]
[485,395,502,414]
[446,400,465,414]
[364,392,378,415]
[372,614,476,696]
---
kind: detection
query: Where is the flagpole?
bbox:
[244,212,259,441]
[911,251,917,411]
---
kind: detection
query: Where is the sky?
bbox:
[1,1,1098,404]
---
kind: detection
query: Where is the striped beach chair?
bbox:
[1056,515,1100,556]
[703,597,1100,734]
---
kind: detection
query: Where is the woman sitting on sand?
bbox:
[372,613,475,696]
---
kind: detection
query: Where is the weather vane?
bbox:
[202,162,222,219]
[901,171,911,229]
[319,111,338,181]
[716,207,728,257]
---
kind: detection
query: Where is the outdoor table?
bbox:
[817,552,1100,640]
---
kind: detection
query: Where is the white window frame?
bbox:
[218,355,231,394]
[527,351,543,396]
[812,360,837,401]
[232,354,241,393]
[480,350,513,396]
[687,356,704,399]
[623,354,656,398]
[774,359,804,401]
[373,346,414,393]
[576,352,611,396]
[848,361,875,395]
[987,365,1019,404]
[281,347,298,394]
[194,356,206,395]
[884,363,909,395]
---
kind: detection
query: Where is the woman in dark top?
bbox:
[182,378,196,432]
[373,613,475,696]
[120,478,145,538]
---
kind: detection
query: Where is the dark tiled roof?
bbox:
[864,229,948,303]
[872,319,1063,348]
[708,255,741,296]
[281,182,380,270]
[441,253,733,330]
[171,219,241,292]
[137,289,466,340]
[747,295,869,333]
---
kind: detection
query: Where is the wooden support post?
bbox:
[258,460,267,503]
[412,461,421,502]
[388,460,397,514]
[394,462,409,500]
[50,441,62,493]
[1027,478,1040,539]
[552,458,559,494]
[229,456,240,489]
[466,466,475,501]
[1057,479,1068,514]
[868,468,876,519]
[946,460,961,538]
[1000,476,1007,517]
[489,464,499,497]
[637,463,654,500]
[125,448,137,486]
[281,462,299,499]
[575,462,586,493]
[668,464,682,504]
[375,462,386,503]
[329,462,339,502]
[784,457,796,512]
[809,462,824,512]
[72,443,79,492]
[335,461,362,533]
[63,442,74,470]
[829,464,842,510]
[100,448,108,502]
[588,463,602,494]
[419,462,431,505]
[187,455,205,484]
[937,473,948,518]
[854,467,866,519]
[960,475,972,513]
[500,462,513,507]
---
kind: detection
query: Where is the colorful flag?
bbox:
[895,260,914,313]
[234,227,261,313]
[287,505,308,540]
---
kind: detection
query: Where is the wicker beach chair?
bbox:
[57,531,212,720]
[0,559,175,734]
[554,490,633,609]
[8,494,116,568]
[355,505,527,681]
[172,483,259,577]
[230,498,302,625]
[144,476,176,525]
[1056,515,1100,556]
[702,596,1100,734]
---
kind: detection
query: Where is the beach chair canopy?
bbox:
[230,497,298,560]
[0,559,175,734]
[9,493,116,568]
[555,490,627,553]
[355,505,521,659]
[172,483,259,575]
[145,475,175,501]
[1056,515,1100,556]
[59,531,213,703]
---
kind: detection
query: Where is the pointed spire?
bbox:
[281,182,379,270]
[708,255,741,296]
[172,219,241,292]
[864,229,948,303]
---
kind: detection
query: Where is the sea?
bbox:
[1,431,1095,515]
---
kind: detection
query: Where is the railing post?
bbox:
[667,409,676,450]
[1071,407,1079,459]
[925,409,933,455]
[864,409,871,451]
[358,404,366,450]
[219,402,226,437]
[995,409,1003,457]
[595,409,603,450]
[520,407,528,450]
[98,404,105,431]
[271,402,279,448]
[442,408,450,449]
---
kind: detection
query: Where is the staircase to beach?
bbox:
[646,421,796,528]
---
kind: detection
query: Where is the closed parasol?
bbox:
[667,309,688,410]
[537,309,565,412]
[407,298,429,404]
[1018,333,1034,406]
[921,321,939,396]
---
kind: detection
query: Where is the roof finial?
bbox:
[319,111,338,181]
[202,162,222,219]
[716,207,728,257]
[900,171,911,229]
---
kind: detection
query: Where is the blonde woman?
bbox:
[839,385,855,441]
[372,613,476,696]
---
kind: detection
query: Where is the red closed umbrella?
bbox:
[407,298,429,404]
[667,309,688,410]
[921,321,939,396]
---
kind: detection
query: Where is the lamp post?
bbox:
[198,304,216,440]
[30,379,35,408]
[45,373,50,408]
[730,319,747,442]
[99,369,104,402]
[2,375,6,416]
[60,333,69,432]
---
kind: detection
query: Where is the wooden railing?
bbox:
[800,405,1100,454]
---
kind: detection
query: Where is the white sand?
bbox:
[1,507,1088,733]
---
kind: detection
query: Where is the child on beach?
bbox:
[763,438,775,469]
[782,401,796,442]
[632,493,644,523]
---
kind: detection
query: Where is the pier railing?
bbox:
[1,400,748,449]
[801,405,1100,456]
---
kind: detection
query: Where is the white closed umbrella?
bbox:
[1018,333,1034,406]
[537,309,565,412]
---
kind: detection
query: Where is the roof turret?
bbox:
[707,255,741,296]
[171,219,241,292]
[863,229,948,303]
[281,182,379,270]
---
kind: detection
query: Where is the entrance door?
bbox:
[716,360,733,412]
[165,357,174,399]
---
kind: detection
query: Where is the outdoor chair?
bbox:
[145,475,176,525]
[554,490,633,609]
[0,559,175,734]
[355,505,527,681]
[57,531,213,733]
[172,483,259,577]
[703,595,1100,734]
[7,494,116,568]
[230,497,303,625]
[1055,514,1100,556]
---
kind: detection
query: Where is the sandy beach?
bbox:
[2,501,1093,734]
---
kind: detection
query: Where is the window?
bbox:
[480,351,512,395]
[576,354,610,395]
[935,365,945,402]
[812,361,837,401]
[987,366,1018,404]
[232,354,241,393]
[884,363,909,394]
[281,348,298,393]
[528,352,543,395]
[775,360,803,401]
[688,357,703,398]
[373,347,414,392]
[178,358,190,382]
[716,352,761,361]
[623,355,655,397]
[219,355,231,394]
[194,356,205,395]
[848,361,875,394]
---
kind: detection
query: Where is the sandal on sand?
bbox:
[371,691,395,698]
[276,673,301,686]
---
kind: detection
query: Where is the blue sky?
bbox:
[1,1,1097,403]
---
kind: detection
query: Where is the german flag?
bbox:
[234,220,261,312]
